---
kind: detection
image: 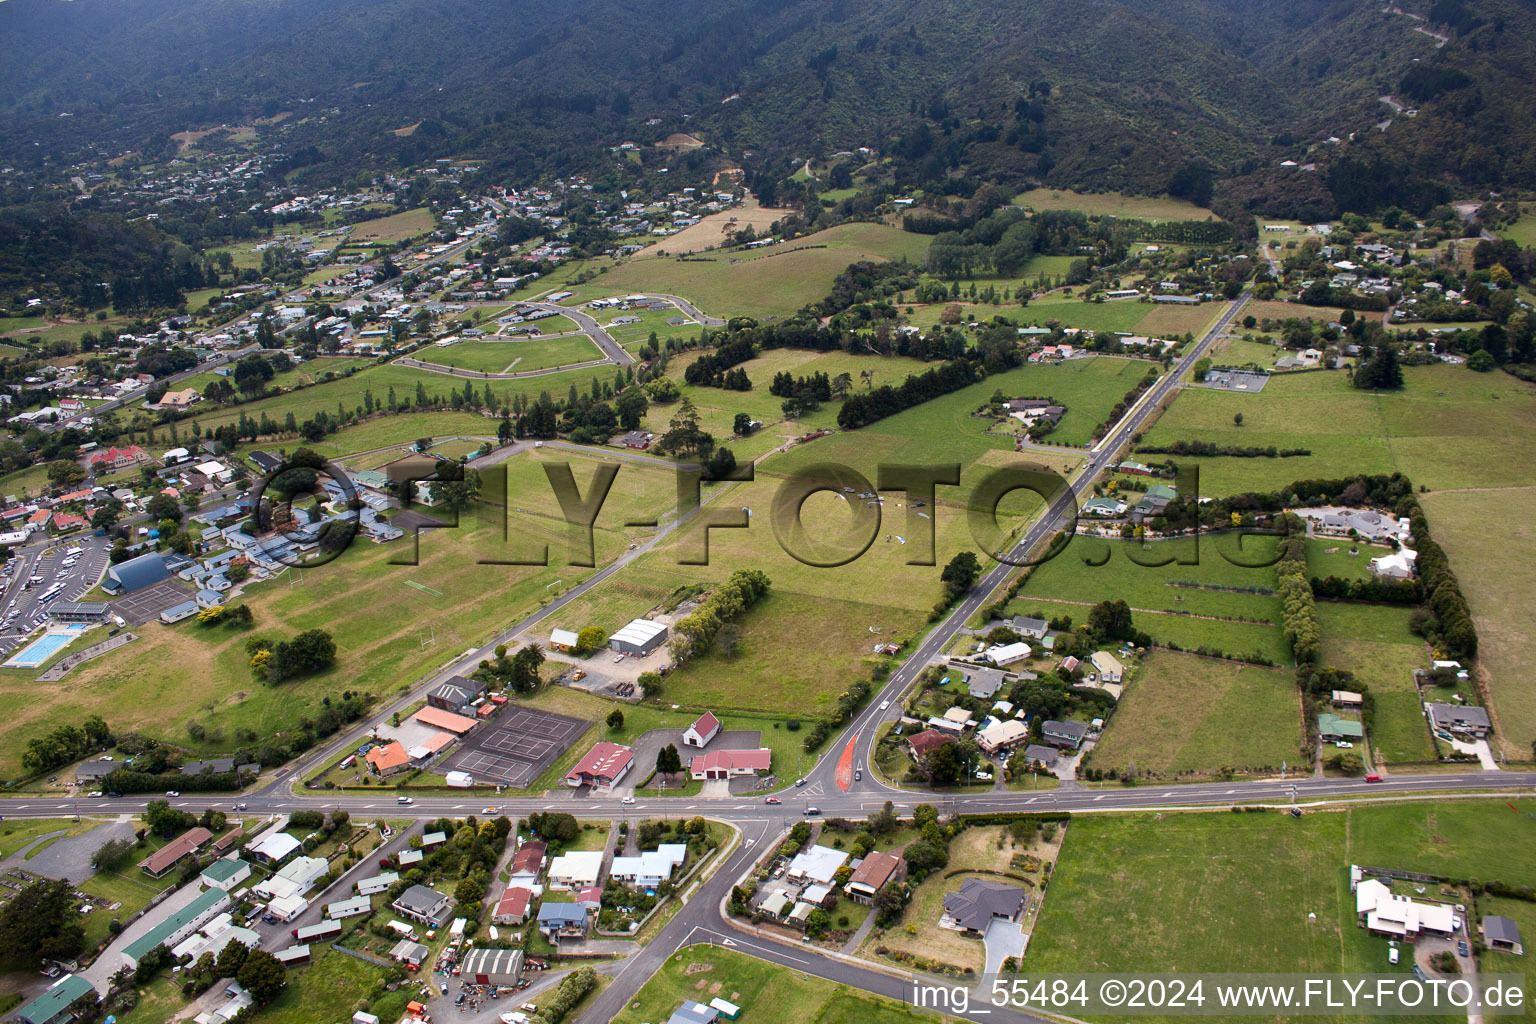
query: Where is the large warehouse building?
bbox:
[460,947,524,986]
[609,618,668,657]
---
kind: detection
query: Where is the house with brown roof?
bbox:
[510,840,547,887]
[140,827,214,878]
[492,886,533,925]
[905,729,954,761]
[844,850,905,904]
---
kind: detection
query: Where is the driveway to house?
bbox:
[981,918,1025,980]
[615,729,764,796]
[1449,737,1498,771]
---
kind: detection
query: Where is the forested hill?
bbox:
[2,0,1535,216]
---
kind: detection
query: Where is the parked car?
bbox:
[1458,940,1470,957]
[1389,947,1399,965]
[795,778,806,787]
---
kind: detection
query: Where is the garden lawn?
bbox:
[1084,649,1299,778]
[1419,487,1536,763]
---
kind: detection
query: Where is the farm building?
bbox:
[609,618,668,656]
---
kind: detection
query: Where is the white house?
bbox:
[547,850,604,890]
[1370,548,1417,579]
[609,844,687,888]
[1089,651,1124,684]
[983,642,1031,667]
[682,711,721,748]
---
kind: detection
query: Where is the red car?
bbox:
[1365,774,1384,783]
[764,796,781,804]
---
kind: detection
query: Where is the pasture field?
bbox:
[612,946,935,1024]
[1085,649,1299,777]
[1240,299,1371,324]
[180,355,372,394]
[1420,487,1536,762]
[1011,535,1286,656]
[0,452,678,776]
[564,222,930,320]
[1141,364,1536,494]
[1210,337,1281,366]
[180,360,596,436]
[1028,801,1536,996]
[422,335,603,373]
[631,198,788,258]
[1012,189,1214,221]
[601,307,698,346]
[1136,301,1222,336]
[232,411,495,467]
[350,207,436,242]
[1316,602,1432,763]
[0,462,58,500]
[1495,207,1536,248]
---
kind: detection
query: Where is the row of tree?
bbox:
[668,569,772,661]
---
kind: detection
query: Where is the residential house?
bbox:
[1088,652,1124,684]
[1041,720,1088,750]
[977,718,1030,754]
[1317,714,1364,742]
[906,729,954,761]
[1355,877,1454,938]
[427,676,484,715]
[365,741,411,777]
[536,902,591,942]
[391,885,451,925]
[1427,702,1491,738]
[787,845,847,885]
[492,886,533,925]
[941,878,1027,935]
[962,666,1007,700]
[982,642,1030,668]
[1009,616,1049,639]
[510,840,547,887]
[140,827,213,878]
[610,844,687,888]
[1020,744,1060,769]
[620,430,655,449]
[844,850,905,904]
[547,850,604,890]
[1369,549,1417,579]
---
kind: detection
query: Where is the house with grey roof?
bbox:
[1042,719,1088,750]
[941,878,1027,935]
[1009,615,1049,638]
[1426,703,1492,738]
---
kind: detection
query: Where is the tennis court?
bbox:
[441,706,589,788]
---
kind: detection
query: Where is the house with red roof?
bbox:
[365,741,411,777]
[905,729,955,761]
[52,513,87,532]
[682,711,721,748]
[89,445,150,472]
[27,509,51,528]
[689,747,771,780]
[491,885,532,925]
[564,742,634,791]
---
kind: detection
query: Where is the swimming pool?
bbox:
[5,624,90,669]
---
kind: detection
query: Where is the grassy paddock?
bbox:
[351,207,436,243]
[1013,189,1215,222]
[1085,649,1299,778]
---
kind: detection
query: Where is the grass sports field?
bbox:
[1085,649,1300,777]
[1012,189,1215,222]
[1420,487,1536,762]
[612,946,933,1024]
[1029,801,1536,990]
[559,222,929,320]
[1140,363,1536,495]
[421,335,603,373]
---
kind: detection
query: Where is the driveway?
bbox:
[1449,737,1498,771]
[981,918,1025,979]
[617,729,763,795]
[81,880,206,990]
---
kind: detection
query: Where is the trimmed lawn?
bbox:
[1085,649,1300,778]
[0,818,90,859]
[1316,604,1433,764]
[80,868,176,949]
[611,944,936,1024]
[1420,487,1536,763]
[0,462,57,501]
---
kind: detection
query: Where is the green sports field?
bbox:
[421,335,603,373]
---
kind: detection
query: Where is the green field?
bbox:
[0,462,58,500]
[1029,800,1536,997]
[1086,649,1300,777]
[351,207,436,243]
[1013,189,1215,222]
[1421,487,1536,762]
[420,335,603,373]
[1012,536,1291,664]
[1316,602,1434,763]
[1142,364,1536,495]
[612,946,937,1024]
[561,222,930,320]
